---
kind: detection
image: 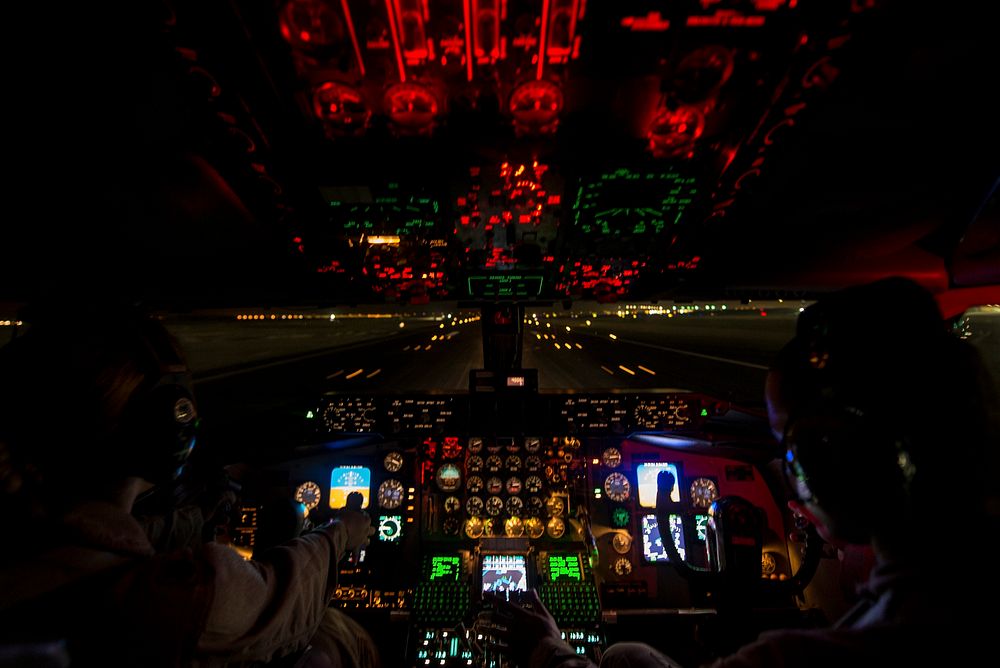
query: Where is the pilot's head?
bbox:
[0,303,198,504]
[767,277,998,552]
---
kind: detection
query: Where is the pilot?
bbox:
[486,276,999,667]
[0,302,378,667]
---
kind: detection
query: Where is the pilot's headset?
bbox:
[1,304,200,489]
[782,396,917,540]
[110,314,200,485]
[780,285,924,540]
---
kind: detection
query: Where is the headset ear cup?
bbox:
[784,399,915,537]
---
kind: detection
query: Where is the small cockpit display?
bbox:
[378,514,403,542]
[636,462,680,508]
[641,513,686,562]
[329,466,371,509]
[429,555,461,581]
[481,554,528,594]
[547,554,583,582]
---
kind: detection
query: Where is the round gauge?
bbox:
[525,516,545,539]
[611,507,630,528]
[526,496,544,517]
[377,479,405,509]
[486,440,502,454]
[505,496,524,516]
[486,496,504,516]
[612,533,632,555]
[384,82,440,130]
[486,455,503,472]
[466,455,484,473]
[443,496,461,513]
[377,514,402,541]
[613,558,632,576]
[509,80,564,130]
[466,475,484,494]
[311,82,370,133]
[506,477,522,495]
[505,455,522,472]
[505,516,525,537]
[443,517,460,535]
[435,464,462,492]
[690,478,719,509]
[525,456,542,472]
[294,481,322,511]
[525,475,543,494]
[601,448,622,469]
[383,451,404,473]
[468,437,483,453]
[441,437,463,459]
[524,437,541,453]
[486,477,504,495]
[466,496,484,516]
[482,518,497,536]
[604,473,631,502]
[506,439,520,453]
[465,516,484,539]
[561,436,581,451]
[546,496,565,517]
[546,517,566,539]
[762,552,777,577]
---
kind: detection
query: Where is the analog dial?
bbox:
[466,475,484,494]
[525,516,545,539]
[466,496,484,516]
[466,455,484,473]
[505,496,524,516]
[505,477,522,495]
[612,532,632,554]
[435,463,462,492]
[441,437,463,459]
[762,552,777,577]
[383,451,404,473]
[377,479,405,509]
[486,455,503,472]
[443,496,461,513]
[443,517,460,535]
[525,456,542,472]
[604,472,631,502]
[486,496,504,516]
[601,447,622,469]
[505,455,522,472]
[294,481,322,511]
[526,496,544,516]
[524,437,541,453]
[690,477,720,509]
[468,437,483,453]
[613,558,633,576]
[525,475,543,494]
[546,496,565,517]
[546,517,566,539]
[505,516,524,537]
[465,516,484,539]
[486,477,504,495]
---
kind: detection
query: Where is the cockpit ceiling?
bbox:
[4,2,997,306]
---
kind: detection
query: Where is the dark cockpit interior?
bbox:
[1,1,998,667]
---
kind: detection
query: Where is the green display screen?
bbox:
[548,554,582,582]
[429,555,461,581]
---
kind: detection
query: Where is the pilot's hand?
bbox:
[331,492,375,558]
[482,590,563,666]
